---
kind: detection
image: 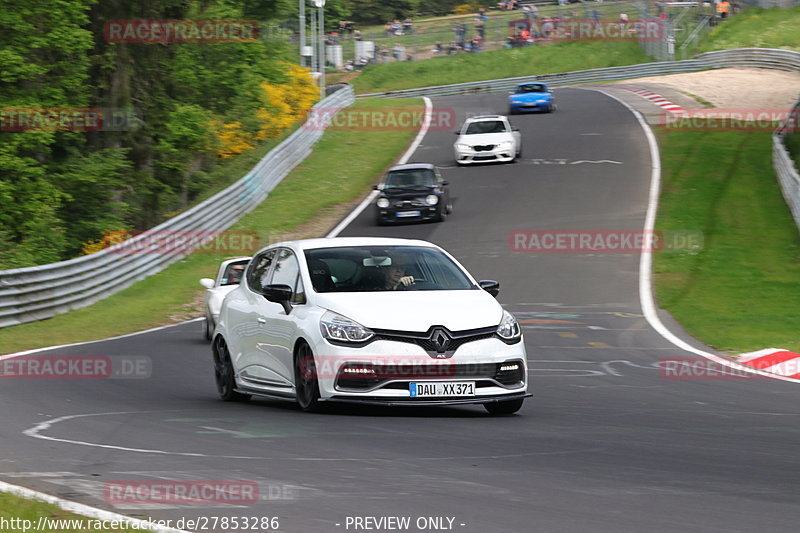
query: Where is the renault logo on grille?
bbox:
[430,328,451,354]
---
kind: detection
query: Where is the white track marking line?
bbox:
[327,97,433,238]
[0,480,190,533]
[584,87,800,384]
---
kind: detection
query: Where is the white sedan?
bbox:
[199,256,250,340]
[212,237,529,414]
[453,115,521,165]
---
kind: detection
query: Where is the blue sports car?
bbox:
[508,82,556,114]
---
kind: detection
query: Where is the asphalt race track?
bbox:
[2,89,800,533]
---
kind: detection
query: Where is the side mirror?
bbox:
[262,284,294,314]
[511,126,519,131]
[200,278,215,289]
[373,184,380,190]
[479,280,500,297]
[441,180,449,186]
[454,131,461,135]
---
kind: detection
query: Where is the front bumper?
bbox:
[322,391,531,406]
[454,146,515,164]
[310,336,528,403]
[510,100,552,112]
[376,204,441,223]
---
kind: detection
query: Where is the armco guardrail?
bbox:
[0,85,355,328]
[359,48,800,98]
[3,48,799,329]
[774,100,800,230]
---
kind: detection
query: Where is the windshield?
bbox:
[516,84,546,93]
[464,120,507,135]
[383,169,436,189]
[304,246,476,293]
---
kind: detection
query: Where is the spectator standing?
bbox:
[402,17,414,34]
[392,43,403,61]
[353,29,362,41]
[475,17,486,38]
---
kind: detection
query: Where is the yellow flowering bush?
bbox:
[81,229,132,255]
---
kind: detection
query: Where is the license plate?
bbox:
[410,381,475,397]
[524,103,538,107]
[396,211,420,218]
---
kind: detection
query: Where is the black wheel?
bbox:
[203,316,213,341]
[516,143,522,158]
[484,398,524,415]
[435,204,448,222]
[549,102,557,113]
[213,336,250,402]
[508,107,517,116]
[294,342,322,412]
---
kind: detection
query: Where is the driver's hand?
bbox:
[399,276,415,286]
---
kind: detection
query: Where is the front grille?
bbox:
[473,144,495,152]
[335,360,525,391]
[372,325,497,357]
[393,199,426,208]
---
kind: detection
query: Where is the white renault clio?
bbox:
[212,237,529,414]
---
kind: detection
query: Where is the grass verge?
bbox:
[654,128,800,353]
[351,41,651,93]
[0,492,147,532]
[699,6,800,51]
[0,97,421,355]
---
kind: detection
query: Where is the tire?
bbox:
[516,143,522,158]
[203,316,213,341]
[294,342,322,412]
[549,102,557,113]
[213,336,251,402]
[509,107,517,116]
[484,398,524,415]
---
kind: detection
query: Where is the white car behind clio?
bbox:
[211,237,529,415]
[199,256,250,340]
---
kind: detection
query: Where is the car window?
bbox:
[271,248,305,302]
[304,246,476,293]
[247,250,276,293]
[464,120,507,135]
[518,84,545,93]
[384,169,436,189]
[220,259,249,287]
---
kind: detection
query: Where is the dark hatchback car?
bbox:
[374,163,453,225]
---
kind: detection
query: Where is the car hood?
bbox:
[381,187,436,199]
[313,290,504,332]
[456,132,513,145]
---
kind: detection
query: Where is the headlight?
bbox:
[425,194,439,206]
[376,197,390,208]
[456,143,471,150]
[320,310,374,343]
[496,310,521,340]
[511,100,523,104]
[537,99,547,103]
